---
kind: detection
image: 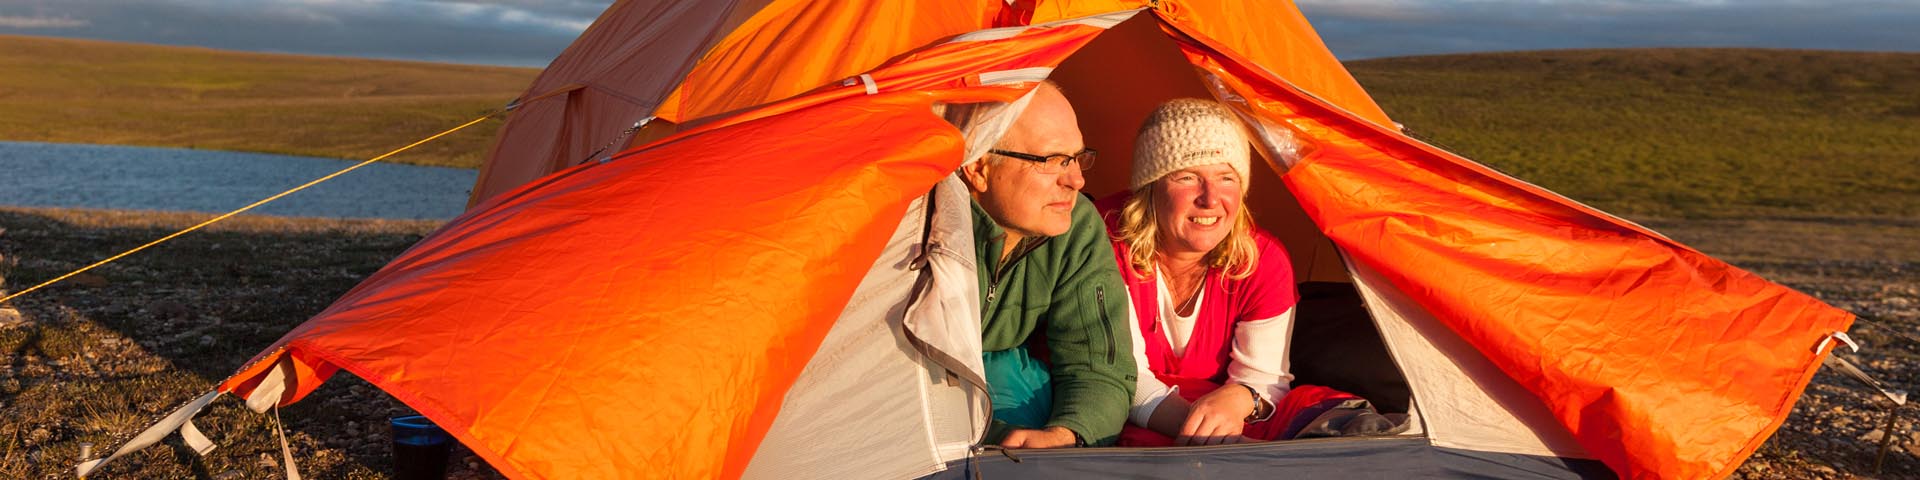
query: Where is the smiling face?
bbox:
[965,83,1086,239]
[1150,162,1244,256]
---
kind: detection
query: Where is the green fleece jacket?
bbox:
[974,196,1135,446]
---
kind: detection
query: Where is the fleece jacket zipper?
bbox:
[984,237,1047,307]
[1097,285,1115,365]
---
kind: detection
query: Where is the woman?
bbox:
[1099,98,1366,447]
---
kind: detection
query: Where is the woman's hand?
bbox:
[1177,385,1258,446]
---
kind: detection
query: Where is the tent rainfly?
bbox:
[81,1,1856,479]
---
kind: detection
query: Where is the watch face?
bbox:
[1240,383,1267,422]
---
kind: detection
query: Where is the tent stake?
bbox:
[1875,403,1901,474]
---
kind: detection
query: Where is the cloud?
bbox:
[0,0,607,66]
[0,15,89,29]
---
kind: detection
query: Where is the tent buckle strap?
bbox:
[1820,330,1903,406]
[1816,331,1860,354]
[1825,353,1908,406]
[74,391,223,478]
[272,405,304,480]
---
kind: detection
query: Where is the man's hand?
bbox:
[998,426,1079,449]
[1177,386,1257,446]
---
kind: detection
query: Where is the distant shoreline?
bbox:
[0,141,476,220]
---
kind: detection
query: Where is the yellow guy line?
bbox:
[1,111,505,305]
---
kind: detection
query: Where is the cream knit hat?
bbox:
[1131,98,1252,191]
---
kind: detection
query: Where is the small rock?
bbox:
[1862,428,1886,443]
[152,301,190,320]
[70,272,108,288]
[198,335,214,346]
[258,452,278,468]
[1811,465,1837,476]
[0,307,23,328]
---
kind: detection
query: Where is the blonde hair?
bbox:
[1115,183,1259,281]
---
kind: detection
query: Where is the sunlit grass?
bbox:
[0,34,538,169]
[1350,48,1920,218]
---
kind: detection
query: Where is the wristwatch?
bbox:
[1238,383,1271,423]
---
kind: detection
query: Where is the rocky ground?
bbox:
[1643,217,1920,480]
[1,207,1915,479]
[1732,259,1919,479]
[0,207,500,479]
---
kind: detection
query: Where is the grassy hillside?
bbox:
[3,38,1914,217]
[0,34,537,168]
[1348,49,1920,218]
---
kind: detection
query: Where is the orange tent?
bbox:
[80,2,1852,479]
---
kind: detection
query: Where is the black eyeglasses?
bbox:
[990,148,1096,173]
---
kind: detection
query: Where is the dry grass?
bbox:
[0,35,538,168]
[1351,49,1920,218]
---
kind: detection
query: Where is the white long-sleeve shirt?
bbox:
[1127,270,1296,427]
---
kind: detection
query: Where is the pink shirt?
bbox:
[1097,195,1299,425]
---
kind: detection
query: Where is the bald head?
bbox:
[993,83,1082,164]
[961,82,1088,244]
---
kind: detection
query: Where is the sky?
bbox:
[1,0,1916,67]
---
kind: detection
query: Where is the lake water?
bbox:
[0,141,477,220]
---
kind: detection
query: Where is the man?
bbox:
[953,82,1134,448]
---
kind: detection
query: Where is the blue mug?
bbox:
[390,415,454,480]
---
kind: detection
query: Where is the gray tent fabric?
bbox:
[918,437,1614,479]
